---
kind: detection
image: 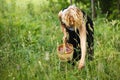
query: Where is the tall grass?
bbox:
[0,0,120,80]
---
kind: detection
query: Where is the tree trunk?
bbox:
[91,0,96,19]
[70,0,72,5]
[118,0,120,14]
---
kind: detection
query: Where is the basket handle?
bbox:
[63,41,67,53]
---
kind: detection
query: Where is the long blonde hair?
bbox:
[60,5,83,28]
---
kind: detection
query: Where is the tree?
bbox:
[91,0,96,19]
[117,0,120,14]
[98,0,120,19]
[70,0,72,5]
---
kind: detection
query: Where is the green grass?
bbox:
[0,0,120,80]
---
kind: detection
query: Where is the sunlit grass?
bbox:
[0,0,120,80]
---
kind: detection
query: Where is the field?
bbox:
[0,0,120,80]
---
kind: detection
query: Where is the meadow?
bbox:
[0,0,120,80]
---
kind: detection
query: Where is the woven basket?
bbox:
[57,43,74,62]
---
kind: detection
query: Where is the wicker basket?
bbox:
[57,43,74,62]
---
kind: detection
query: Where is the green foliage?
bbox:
[98,0,120,19]
[27,2,35,16]
[0,0,120,80]
[48,0,69,12]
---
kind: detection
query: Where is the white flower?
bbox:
[45,52,49,61]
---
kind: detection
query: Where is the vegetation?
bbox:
[0,0,120,80]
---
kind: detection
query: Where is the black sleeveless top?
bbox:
[63,25,80,49]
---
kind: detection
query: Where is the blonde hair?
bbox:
[61,5,83,28]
